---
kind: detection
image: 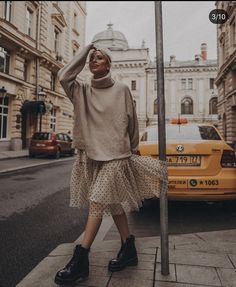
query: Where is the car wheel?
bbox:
[54,149,61,159]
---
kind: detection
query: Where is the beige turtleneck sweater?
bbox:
[58,44,139,161]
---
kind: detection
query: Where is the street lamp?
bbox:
[38,87,46,132]
[38,87,47,101]
[0,86,7,97]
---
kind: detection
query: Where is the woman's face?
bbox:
[89,50,110,78]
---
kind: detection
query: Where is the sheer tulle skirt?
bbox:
[70,150,168,217]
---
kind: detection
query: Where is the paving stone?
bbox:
[108,277,153,287]
[155,263,176,282]
[175,242,236,255]
[128,260,154,270]
[138,253,156,262]
[78,275,110,287]
[139,247,157,254]
[90,251,117,267]
[217,268,236,287]
[228,254,236,268]
[169,234,202,245]
[197,230,236,244]
[111,267,154,280]
[176,264,222,286]
[154,282,210,287]
[157,249,233,268]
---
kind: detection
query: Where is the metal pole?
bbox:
[154,1,169,275]
[39,109,42,132]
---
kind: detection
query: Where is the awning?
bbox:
[21,101,46,114]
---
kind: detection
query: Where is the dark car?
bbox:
[29,132,75,159]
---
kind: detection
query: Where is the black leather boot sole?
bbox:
[108,256,138,272]
[54,270,89,285]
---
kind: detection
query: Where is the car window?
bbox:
[56,134,64,140]
[32,133,51,140]
[63,134,70,141]
[141,125,221,141]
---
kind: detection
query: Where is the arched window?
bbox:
[209,97,217,114]
[181,97,193,114]
[154,99,158,114]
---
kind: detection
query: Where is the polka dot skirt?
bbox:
[70,150,168,217]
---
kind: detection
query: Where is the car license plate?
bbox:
[167,155,201,166]
[36,143,46,147]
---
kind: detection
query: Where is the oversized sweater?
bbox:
[58,44,139,161]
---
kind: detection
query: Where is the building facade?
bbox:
[215,1,236,145]
[86,25,218,133]
[147,44,218,125]
[0,1,86,151]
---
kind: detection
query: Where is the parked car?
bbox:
[138,119,236,201]
[29,132,75,159]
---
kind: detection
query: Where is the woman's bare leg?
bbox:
[81,216,102,248]
[112,212,131,242]
[81,202,103,248]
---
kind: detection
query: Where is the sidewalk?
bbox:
[17,215,236,287]
[0,149,74,174]
[0,149,29,160]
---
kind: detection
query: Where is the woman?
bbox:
[54,43,167,285]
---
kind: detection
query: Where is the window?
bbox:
[181,78,186,90]
[26,8,33,36]
[209,97,217,114]
[50,109,56,132]
[54,29,59,52]
[154,79,157,91]
[131,80,136,91]
[181,78,193,90]
[0,47,10,74]
[210,78,215,90]
[181,97,193,114]
[51,73,56,91]
[0,96,9,139]
[188,78,193,90]
[4,1,12,22]
[140,125,221,142]
[154,99,158,115]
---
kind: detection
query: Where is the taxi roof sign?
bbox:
[171,118,188,124]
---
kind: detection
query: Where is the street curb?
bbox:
[0,157,75,175]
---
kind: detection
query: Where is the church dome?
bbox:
[92,24,129,50]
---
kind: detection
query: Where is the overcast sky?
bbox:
[86,1,217,62]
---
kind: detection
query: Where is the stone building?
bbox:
[215,1,236,145]
[0,1,86,151]
[147,44,218,125]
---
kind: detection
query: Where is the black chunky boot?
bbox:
[108,235,138,272]
[54,244,89,285]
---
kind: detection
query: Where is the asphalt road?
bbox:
[0,160,88,287]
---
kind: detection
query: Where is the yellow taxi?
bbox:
[139,119,236,201]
